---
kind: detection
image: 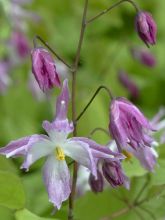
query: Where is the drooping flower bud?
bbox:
[130,47,156,67]
[118,70,139,99]
[31,47,61,92]
[102,161,128,188]
[11,31,30,58]
[89,169,104,193]
[135,11,157,47]
[109,97,154,151]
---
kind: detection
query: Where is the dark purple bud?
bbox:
[118,70,139,99]
[135,11,157,47]
[31,47,61,92]
[109,97,155,151]
[11,32,30,58]
[131,47,156,67]
[102,161,128,188]
[89,169,104,193]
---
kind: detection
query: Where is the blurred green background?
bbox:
[0,0,165,219]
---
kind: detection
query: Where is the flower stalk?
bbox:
[33,35,72,69]
[87,0,140,25]
[76,85,114,123]
[68,0,89,219]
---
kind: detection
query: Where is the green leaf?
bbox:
[123,157,147,178]
[0,170,25,209]
[0,156,18,173]
[151,159,165,185]
[15,209,57,220]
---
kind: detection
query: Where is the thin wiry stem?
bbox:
[33,35,72,69]
[68,1,89,220]
[87,0,140,25]
[76,85,114,123]
[88,127,110,138]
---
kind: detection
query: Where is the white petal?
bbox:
[43,155,71,209]
[21,139,54,170]
[63,140,97,178]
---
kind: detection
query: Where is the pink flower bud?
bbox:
[31,47,61,92]
[89,169,104,193]
[118,70,139,99]
[135,11,157,47]
[131,47,156,67]
[11,31,30,58]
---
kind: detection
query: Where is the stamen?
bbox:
[55,147,65,161]
[122,150,133,161]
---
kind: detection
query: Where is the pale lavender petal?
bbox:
[72,137,124,160]
[21,138,54,171]
[43,155,71,209]
[0,134,47,158]
[63,139,97,178]
[55,79,70,120]
[42,120,73,143]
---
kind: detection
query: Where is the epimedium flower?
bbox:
[0,79,117,209]
[10,31,30,58]
[109,97,155,152]
[118,70,139,99]
[31,47,61,92]
[73,138,129,191]
[109,140,158,172]
[130,47,156,67]
[135,11,157,47]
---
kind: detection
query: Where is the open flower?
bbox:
[135,11,157,47]
[0,79,116,209]
[109,97,155,151]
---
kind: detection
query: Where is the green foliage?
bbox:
[0,170,25,209]
[15,209,56,220]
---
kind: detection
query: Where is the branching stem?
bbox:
[87,0,140,25]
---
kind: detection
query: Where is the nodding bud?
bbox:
[31,47,61,92]
[118,70,139,99]
[11,31,30,58]
[89,170,104,193]
[135,11,157,47]
[130,47,156,67]
[102,161,127,188]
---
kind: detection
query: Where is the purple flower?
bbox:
[0,79,116,209]
[130,47,156,67]
[102,160,129,188]
[135,11,157,47]
[118,70,139,99]
[109,97,154,151]
[11,31,30,58]
[31,47,61,92]
[89,169,104,193]
[109,140,157,172]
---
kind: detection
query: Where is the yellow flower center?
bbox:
[55,147,65,161]
[122,150,133,161]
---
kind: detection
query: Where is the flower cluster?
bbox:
[0,1,160,215]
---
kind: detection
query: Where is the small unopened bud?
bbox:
[118,70,139,99]
[11,31,30,58]
[135,11,157,47]
[89,169,104,193]
[131,47,156,67]
[31,47,61,92]
[102,161,126,187]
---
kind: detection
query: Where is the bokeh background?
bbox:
[0,0,165,219]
